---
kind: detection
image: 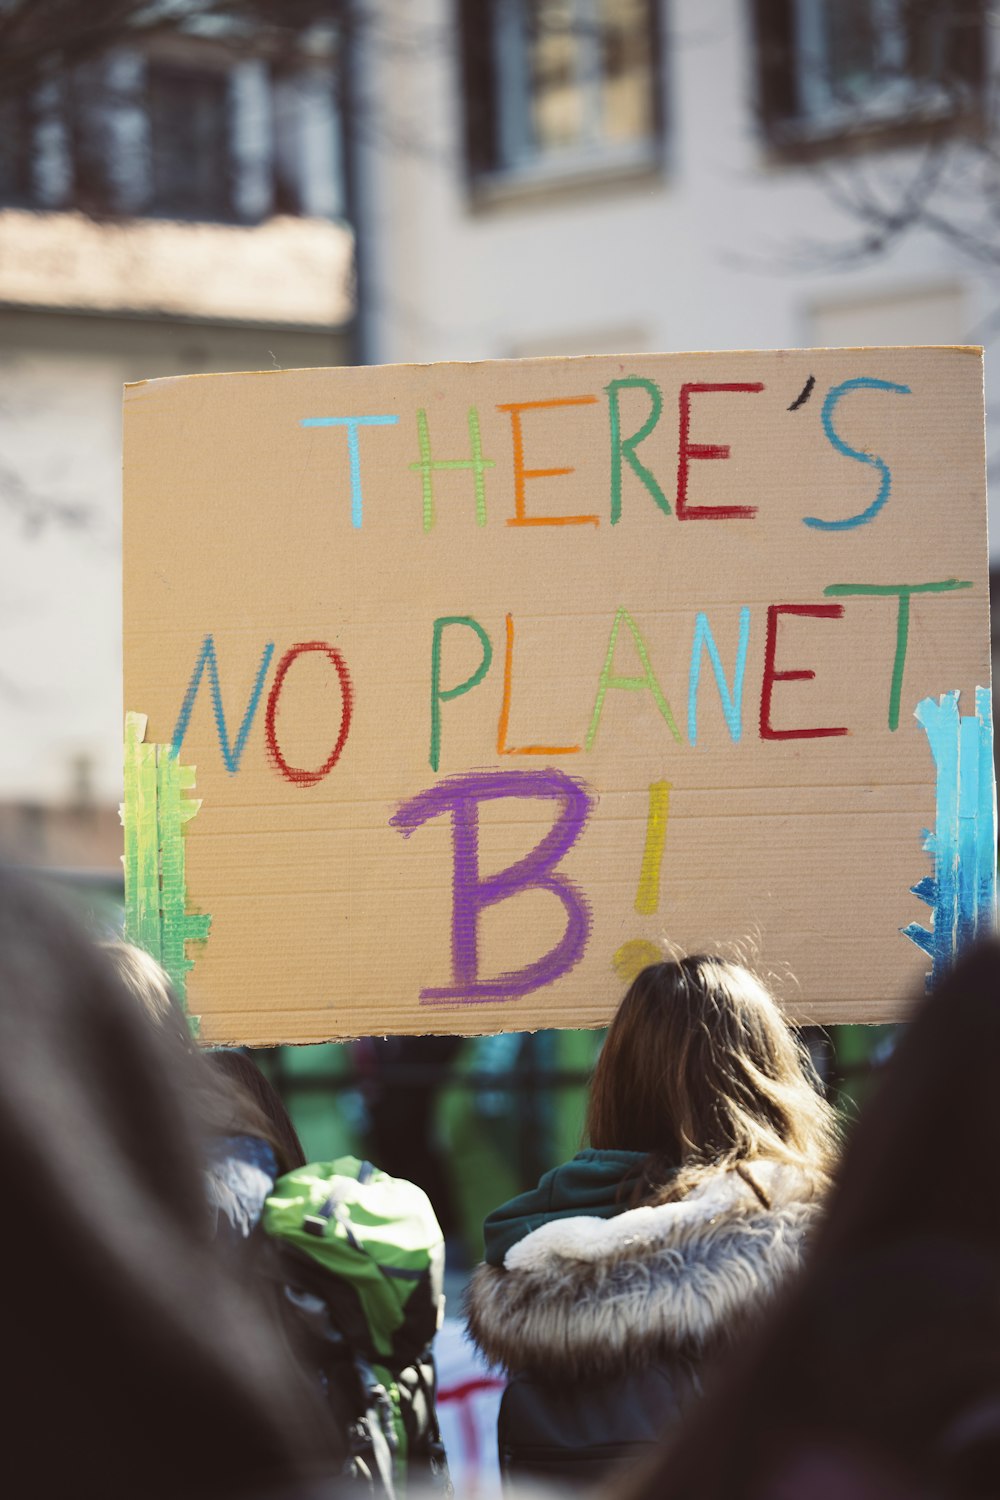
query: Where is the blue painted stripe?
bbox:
[904,688,997,985]
[974,685,997,941]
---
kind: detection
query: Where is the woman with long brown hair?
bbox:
[465,955,840,1488]
[622,941,1000,1500]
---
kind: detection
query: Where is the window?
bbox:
[69,61,121,216]
[460,0,662,187]
[0,94,33,206]
[0,44,343,225]
[754,0,985,146]
[148,63,232,219]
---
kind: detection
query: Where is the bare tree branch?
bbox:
[751,0,1000,270]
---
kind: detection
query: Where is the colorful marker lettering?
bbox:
[498,613,581,756]
[264,641,353,786]
[759,604,848,740]
[390,768,595,1004]
[635,779,671,915]
[430,616,493,772]
[497,396,600,527]
[606,376,670,524]
[823,580,973,731]
[804,377,911,530]
[586,607,682,750]
[300,414,399,528]
[170,634,274,773]
[411,407,493,532]
[688,607,751,745]
[676,382,763,520]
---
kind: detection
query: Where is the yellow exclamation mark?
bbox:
[613,780,672,983]
[635,780,671,915]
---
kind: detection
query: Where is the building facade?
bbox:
[0,22,353,840]
[0,0,996,839]
[356,2,997,516]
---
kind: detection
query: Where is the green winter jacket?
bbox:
[470,1157,821,1487]
[482,1149,648,1267]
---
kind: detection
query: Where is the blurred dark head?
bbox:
[209,1048,308,1174]
[0,871,338,1498]
[806,939,1000,1264]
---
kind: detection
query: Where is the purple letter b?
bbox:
[390,768,595,1005]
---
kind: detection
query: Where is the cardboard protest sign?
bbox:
[122,348,995,1044]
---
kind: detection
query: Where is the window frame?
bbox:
[145,57,236,222]
[0,35,344,228]
[0,91,38,208]
[752,0,988,160]
[458,0,666,200]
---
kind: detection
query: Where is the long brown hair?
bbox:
[621,941,1000,1500]
[586,956,839,1203]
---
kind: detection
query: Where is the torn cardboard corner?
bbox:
[122,347,993,1042]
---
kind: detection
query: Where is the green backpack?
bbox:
[263,1157,449,1496]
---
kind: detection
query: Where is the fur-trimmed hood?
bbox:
[466,1162,822,1380]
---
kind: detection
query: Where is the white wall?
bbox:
[357,0,1000,555]
[0,311,349,808]
[0,343,121,807]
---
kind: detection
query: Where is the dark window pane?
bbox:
[753,0,801,131]
[904,0,985,91]
[0,92,32,206]
[459,0,502,177]
[70,62,116,215]
[822,1,882,103]
[754,0,985,138]
[148,63,231,219]
[272,67,304,216]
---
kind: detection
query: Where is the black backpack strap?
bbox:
[347,1356,398,1499]
[395,1349,453,1495]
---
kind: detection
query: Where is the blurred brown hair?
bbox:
[102,940,287,1165]
[103,940,186,1040]
[587,956,838,1203]
[209,1048,307,1174]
